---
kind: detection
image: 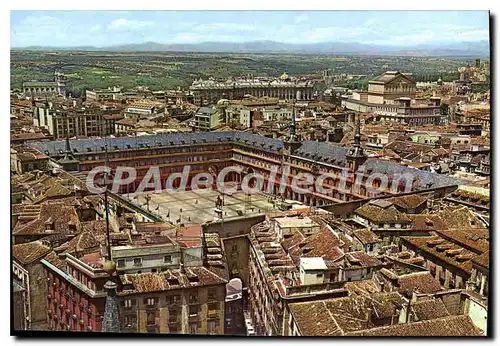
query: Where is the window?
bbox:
[123,299,136,310]
[189,293,198,303]
[316,273,323,279]
[189,322,200,334]
[164,255,172,264]
[207,288,217,301]
[117,260,125,268]
[124,315,137,327]
[207,319,219,334]
[167,295,180,305]
[169,308,179,322]
[146,312,156,325]
[189,305,199,317]
[133,258,142,267]
[144,298,158,307]
[167,278,179,286]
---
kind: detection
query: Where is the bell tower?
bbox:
[283,106,301,156]
[58,117,80,172]
[345,117,367,173]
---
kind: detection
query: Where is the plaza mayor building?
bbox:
[27,125,463,207]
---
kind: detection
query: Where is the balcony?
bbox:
[188,313,200,321]
[207,310,219,318]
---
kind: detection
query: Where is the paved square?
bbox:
[125,189,280,226]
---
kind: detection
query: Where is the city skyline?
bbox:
[11,10,489,48]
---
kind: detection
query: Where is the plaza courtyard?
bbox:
[125,188,281,227]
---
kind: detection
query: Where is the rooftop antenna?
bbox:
[101,142,119,335]
[180,237,186,275]
[104,141,112,261]
[354,116,362,148]
[290,104,297,139]
[100,131,118,335]
[65,115,71,154]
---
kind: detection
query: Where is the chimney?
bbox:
[365,307,373,328]
[411,290,418,303]
[406,296,412,323]
[466,279,477,291]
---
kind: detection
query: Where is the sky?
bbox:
[10,11,490,48]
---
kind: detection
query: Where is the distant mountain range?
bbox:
[12,40,490,57]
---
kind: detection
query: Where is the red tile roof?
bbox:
[289,292,406,336]
[397,272,443,294]
[12,241,51,265]
[346,315,484,336]
[118,266,228,295]
[12,202,81,236]
[471,250,489,269]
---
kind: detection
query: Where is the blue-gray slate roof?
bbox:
[27,132,464,190]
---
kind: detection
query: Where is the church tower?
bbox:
[283,106,301,156]
[58,118,80,172]
[345,117,367,173]
[101,281,120,333]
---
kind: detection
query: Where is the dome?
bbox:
[217,99,229,106]
[102,259,116,274]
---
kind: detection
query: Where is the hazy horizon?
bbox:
[11,10,490,48]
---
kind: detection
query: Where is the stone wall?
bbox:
[28,263,48,329]
[222,236,250,287]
